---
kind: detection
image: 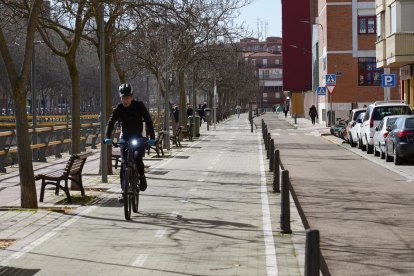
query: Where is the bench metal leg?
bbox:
[39,179,46,202]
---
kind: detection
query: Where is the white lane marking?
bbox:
[257,133,278,276]
[0,206,97,267]
[180,198,190,203]
[288,133,297,136]
[207,166,213,170]
[273,133,280,136]
[197,179,204,182]
[190,188,198,192]
[132,254,148,267]
[202,172,209,176]
[169,211,180,218]
[155,229,167,238]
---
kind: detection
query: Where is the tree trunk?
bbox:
[105,43,113,175]
[14,90,38,208]
[178,70,187,134]
[66,58,82,190]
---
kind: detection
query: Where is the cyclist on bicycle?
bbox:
[105,83,156,197]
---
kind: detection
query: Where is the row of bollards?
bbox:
[261,119,320,276]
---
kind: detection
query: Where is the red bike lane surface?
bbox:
[256,113,414,276]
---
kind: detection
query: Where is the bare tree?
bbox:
[0,0,43,208]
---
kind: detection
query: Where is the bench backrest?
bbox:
[156,132,165,144]
[64,153,90,176]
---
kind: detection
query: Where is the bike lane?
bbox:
[1,114,301,276]
[257,113,414,275]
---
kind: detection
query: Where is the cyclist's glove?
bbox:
[148,139,156,146]
[103,138,112,144]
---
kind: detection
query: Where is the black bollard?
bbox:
[269,139,274,172]
[264,127,268,150]
[273,149,280,193]
[280,170,292,234]
[305,229,320,276]
[267,133,271,159]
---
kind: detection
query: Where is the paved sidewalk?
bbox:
[0,114,308,275]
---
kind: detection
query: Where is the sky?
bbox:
[236,0,282,39]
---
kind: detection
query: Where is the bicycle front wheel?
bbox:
[132,170,140,213]
[123,167,132,220]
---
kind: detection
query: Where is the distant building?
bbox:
[237,37,284,110]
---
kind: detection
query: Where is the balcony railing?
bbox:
[386,32,414,67]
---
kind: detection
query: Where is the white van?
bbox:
[360,101,412,153]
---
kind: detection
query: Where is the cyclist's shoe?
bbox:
[140,175,147,191]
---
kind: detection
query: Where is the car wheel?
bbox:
[357,137,363,149]
[349,134,356,147]
[374,144,380,157]
[394,147,402,165]
[366,135,373,154]
[380,146,385,159]
[385,143,392,162]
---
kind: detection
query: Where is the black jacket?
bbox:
[105,100,155,140]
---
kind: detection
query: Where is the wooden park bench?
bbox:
[147,131,165,157]
[170,126,182,147]
[36,152,93,203]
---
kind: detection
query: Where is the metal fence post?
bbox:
[280,170,292,234]
[269,139,274,171]
[273,149,280,193]
[305,229,320,276]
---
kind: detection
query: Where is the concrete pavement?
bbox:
[0,114,306,275]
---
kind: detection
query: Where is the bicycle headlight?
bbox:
[131,139,138,146]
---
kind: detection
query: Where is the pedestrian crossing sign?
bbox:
[325,74,336,85]
[317,87,326,96]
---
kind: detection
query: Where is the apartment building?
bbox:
[282,0,401,123]
[238,37,284,110]
[375,0,414,106]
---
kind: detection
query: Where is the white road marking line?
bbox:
[273,133,280,136]
[190,188,198,192]
[155,229,167,238]
[197,179,204,182]
[0,206,97,267]
[202,172,209,176]
[257,133,278,276]
[288,133,297,136]
[207,166,213,170]
[132,254,148,267]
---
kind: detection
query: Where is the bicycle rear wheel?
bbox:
[123,167,132,220]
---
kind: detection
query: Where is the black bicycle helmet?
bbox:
[119,83,132,97]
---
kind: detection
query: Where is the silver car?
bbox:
[373,115,400,159]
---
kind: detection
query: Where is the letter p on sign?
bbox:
[381,74,396,88]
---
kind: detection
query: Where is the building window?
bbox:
[358,57,383,86]
[376,13,383,41]
[252,59,256,66]
[390,3,396,34]
[263,59,268,68]
[263,70,269,79]
[358,16,376,34]
[275,59,280,65]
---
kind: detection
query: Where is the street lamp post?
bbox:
[31,40,44,161]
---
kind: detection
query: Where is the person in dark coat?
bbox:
[309,105,318,125]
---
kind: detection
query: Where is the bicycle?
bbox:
[112,137,147,220]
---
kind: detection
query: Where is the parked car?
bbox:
[361,101,412,154]
[346,108,366,146]
[330,118,348,139]
[348,112,365,148]
[373,115,400,159]
[384,115,414,165]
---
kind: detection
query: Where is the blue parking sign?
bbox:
[381,74,396,88]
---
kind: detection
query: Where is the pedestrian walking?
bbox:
[235,104,241,118]
[283,105,289,118]
[309,105,318,125]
